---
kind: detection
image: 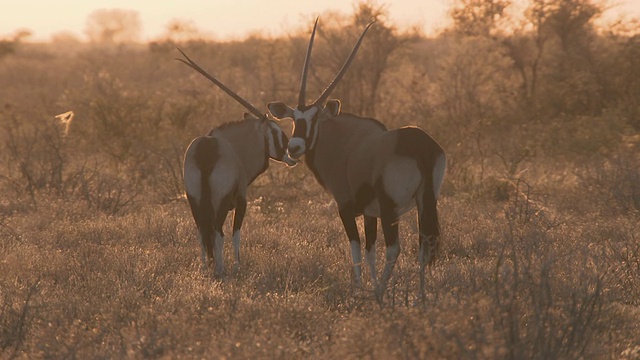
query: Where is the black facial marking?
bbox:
[293,119,308,140]
[273,128,286,159]
[307,118,318,149]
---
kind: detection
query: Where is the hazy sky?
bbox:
[2,0,639,42]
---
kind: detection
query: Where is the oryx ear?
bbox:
[242,112,255,120]
[325,99,341,116]
[267,101,295,120]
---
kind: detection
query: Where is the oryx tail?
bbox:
[193,137,217,239]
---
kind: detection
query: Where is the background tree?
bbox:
[310,2,418,117]
[503,0,605,118]
[84,9,142,43]
[450,0,512,37]
[0,29,31,59]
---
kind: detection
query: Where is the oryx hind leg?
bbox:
[417,186,440,298]
[186,193,214,272]
[213,207,230,278]
[197,223,214,271]
[232,196,247,274]
[378,211,400,301]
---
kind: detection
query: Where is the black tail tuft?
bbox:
[420,183,440,238]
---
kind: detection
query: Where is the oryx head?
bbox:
[176,48,297,166]
[267,18,374,159]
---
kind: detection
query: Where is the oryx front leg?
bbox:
[232,231,241,273]
[364,215,378,287]
[339,205,362,285]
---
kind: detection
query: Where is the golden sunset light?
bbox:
[2,0,639,357]
[1,0,450,41]
[2,0,639,41]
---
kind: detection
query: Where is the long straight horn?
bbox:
[176,48,264,119]
[299,17,319,108]
[314,21,375,107]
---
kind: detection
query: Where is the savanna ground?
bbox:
[1,1,640,359]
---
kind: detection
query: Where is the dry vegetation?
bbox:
[1,1,640,359]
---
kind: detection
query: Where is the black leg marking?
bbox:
[232,196,247,234]
[379,210,400,302]
[200,221,215,267]
[364,215,378,285]
[338,203,363,284]
[212,199,230,278]
[418,186,440,266]
[338,203,360,241]
[417,185,441,299]
[375,180,401,302]
[364,215,377,252]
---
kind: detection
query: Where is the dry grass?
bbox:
[1,168,639,359]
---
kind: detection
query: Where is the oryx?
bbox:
[178,49,297,277]
[267,20,446,298]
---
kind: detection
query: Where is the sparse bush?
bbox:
[0,110,69,206]
[579,149,640,216]
[0,279,40,358]
[0,1,639,357]
[489,218,603,359]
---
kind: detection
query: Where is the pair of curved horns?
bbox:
[298,18,375,108]
[176,48,265,119]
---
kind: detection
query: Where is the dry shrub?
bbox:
[578,149,640,216]
[488,218,604,359]
[593,219,640,305]
[0,279,40,358]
